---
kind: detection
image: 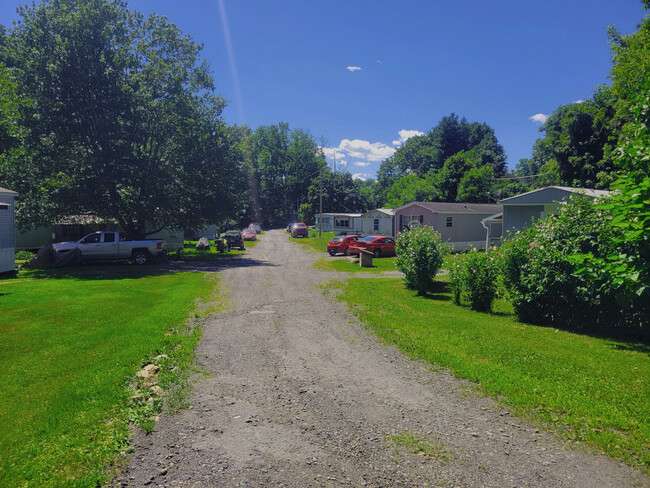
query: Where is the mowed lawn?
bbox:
[0,266,217,487]
[332,277,650,473]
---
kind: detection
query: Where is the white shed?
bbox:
[0,186,18,274]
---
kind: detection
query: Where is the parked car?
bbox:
[249,222,262,233]
[348,236,396,257]
[52,231,166,265]
[291,223,309,238]
[286,222,296,232]
[327,234,361,256]
[224,230,245,250]
[242,228,257,241]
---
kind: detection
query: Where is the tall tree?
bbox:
[248,123,325,226]
[376,114,506,201]
[530,87,619,188]
[0,0,245,238]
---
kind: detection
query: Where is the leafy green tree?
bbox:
[301,169,370,224]
[384,173,437,208]
[530,88,619,188]
[248,123,325,226]
[457,165,494,203]
[576,7,650,308]
[0,0,245,239]
[431,151,476,202]
[376,114,506,201]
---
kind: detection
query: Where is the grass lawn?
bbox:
[314,256,398,273]
[0,266,221,487]
[330,276,650,473]
[289,229,333,253]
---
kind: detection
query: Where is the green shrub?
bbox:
[15,250,35,261]
[395,226,449,295]
[449,248,499,312]
[499,195,645,335]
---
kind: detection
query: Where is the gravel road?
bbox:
[117,229,648,487]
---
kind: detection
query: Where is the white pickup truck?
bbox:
[52,231,166,265]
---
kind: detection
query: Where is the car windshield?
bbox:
[358,236,376,242]
[330,237,342,242]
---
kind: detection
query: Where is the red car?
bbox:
[327,234,361,256]
[242,228,257,241]
[348,236,396,257]
[291,223,309,238]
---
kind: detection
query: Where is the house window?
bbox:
[335,218,350,228]
[446,217,453,227]
[373,219,379,231]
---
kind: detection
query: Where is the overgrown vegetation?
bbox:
[0,266,221,487]
[332,276,650,473]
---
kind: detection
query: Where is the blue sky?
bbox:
[0,1,645,180]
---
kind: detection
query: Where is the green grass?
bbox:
[314,256,398,273]
[0,266,221,487]
[289,229,334,253]
[387,432,453,464]
[331,276,650,473]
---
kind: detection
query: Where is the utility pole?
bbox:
[319,165,323,237]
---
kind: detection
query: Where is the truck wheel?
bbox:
[132,250,151,265]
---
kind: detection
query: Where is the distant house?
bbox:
[499,186,611,236]
[361,208,395,237]
[0,186,18,274]
[315,213,363,235]
[393,201,503,251]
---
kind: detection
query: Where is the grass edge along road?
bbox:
[0,266,223,487]
[328,276,649,475]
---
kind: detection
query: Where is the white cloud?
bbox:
[353,161,370,167]
[338,139,396,161]
[376,60,383,64]
[393,129,424,146]
[339,159,347,166]
[346,66,362,72]
[352,173,369,181]
[573,99,585,104]
[529,113,549,124]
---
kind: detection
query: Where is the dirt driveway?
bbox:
[118,230,647,487]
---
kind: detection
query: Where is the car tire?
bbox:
[328,250,335,256]
[132,250,151,265]
[344,248,351,256]
[373,248,382,258]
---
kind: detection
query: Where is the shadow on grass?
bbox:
[420,281,452,301]
[17,255,278,281]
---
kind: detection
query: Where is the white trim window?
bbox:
[335,218,350,228]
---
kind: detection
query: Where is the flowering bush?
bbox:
[449,248,499,312]
[499,195,645,334]
[395,226,449,296]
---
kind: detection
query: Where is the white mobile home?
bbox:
[0,186,18,274]
[315,213,363,235]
